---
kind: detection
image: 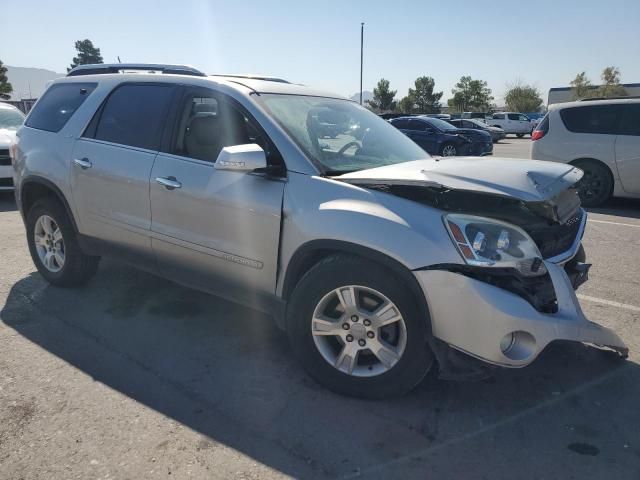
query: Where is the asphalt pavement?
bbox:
[1,139,639,479]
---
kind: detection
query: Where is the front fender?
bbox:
[277,172,462,296]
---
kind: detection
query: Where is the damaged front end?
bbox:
[335,158,628,370]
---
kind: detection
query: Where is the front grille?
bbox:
[0,149,10,166]
[0,177,14,187]
[525,210,583,259]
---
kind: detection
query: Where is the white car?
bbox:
[487,112,534,137]
[0,103,25,190]
[531,98,640,206]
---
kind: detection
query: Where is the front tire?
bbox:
[286,255,434,399]
[26,199,100,287]
[516,133,525,138]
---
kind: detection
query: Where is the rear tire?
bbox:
[286,255,434,399]
[572,160,613,207]
[26,199,100,287]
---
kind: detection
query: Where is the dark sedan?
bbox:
[389,116,493,156]
[448,118,506,143]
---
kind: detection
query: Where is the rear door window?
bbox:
[89,84,175,150]
[507,113,520,120]
[391,119,410,129]
[560,104,621,134]
[618,104,640,136]
[25,82,97,132]
[407,120,428,132]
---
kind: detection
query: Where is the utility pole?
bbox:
[360,22,364,105]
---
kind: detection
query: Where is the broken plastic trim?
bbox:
[418,263,559,313]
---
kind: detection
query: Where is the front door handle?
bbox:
[155,176,182,190]
[73,158,92,169]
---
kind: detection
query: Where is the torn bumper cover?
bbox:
[415,261,628,368]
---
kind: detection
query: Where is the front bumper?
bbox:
[415,260,627,367]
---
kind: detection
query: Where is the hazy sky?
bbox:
[2,0,639,103]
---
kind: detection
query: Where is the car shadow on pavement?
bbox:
[1,260,638,479]
[587,197,640,220]
[0,192,17,212]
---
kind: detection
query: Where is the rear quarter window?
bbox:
[559,104,621,134]
[26,82,97,132]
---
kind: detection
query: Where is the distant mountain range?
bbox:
[349,90,374,103]
[5,66,64,99]
[6,67,377,104]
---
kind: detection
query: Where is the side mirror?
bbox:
[214,144,267,172]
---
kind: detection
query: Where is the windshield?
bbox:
[423,117,457,131]
[256,94,429,174]
[0,108,25,130]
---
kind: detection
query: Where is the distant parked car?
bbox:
[531,98,640,206]
[0,103,26,191]
[390,116,493,156]
[462,112,490,120]
[422,113,451,120]
[488,112,534,137]
[448,118,506,143]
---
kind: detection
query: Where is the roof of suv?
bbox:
[62,64,347,100]
[548,97,640,111]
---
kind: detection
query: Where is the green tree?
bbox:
[0,60,12,100]
[68,39,104,72]
[447,76,493,112]
[407,76,443,114]
[570,71,592,100]
[504,81,543,112]
[598,66,626,97]
[397,95,415,114]
[367,78,397,112]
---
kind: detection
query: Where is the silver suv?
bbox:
[12,64,627,398]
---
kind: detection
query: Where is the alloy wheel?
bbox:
[311,285,407,377]
[441,145,457,156]
[576,169,605,203]
[34,215,65,273]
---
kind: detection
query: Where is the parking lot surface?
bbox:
[1,142,639,479]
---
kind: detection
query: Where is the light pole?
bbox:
[360,22,364,105]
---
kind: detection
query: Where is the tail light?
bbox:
[531,130,545,141]
[531,114,549,141]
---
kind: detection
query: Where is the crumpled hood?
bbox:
[0,129,17,147]
[335,157,583,202]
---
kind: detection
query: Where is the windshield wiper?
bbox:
[323,168,358,176]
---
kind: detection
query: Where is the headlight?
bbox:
[443,214,546,277]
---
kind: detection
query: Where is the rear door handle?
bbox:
[155,176,182,190]
[73,158,92,169]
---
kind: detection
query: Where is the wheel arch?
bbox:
[281,239,432,337]
[20,176,79,233]
[569,157,615,186]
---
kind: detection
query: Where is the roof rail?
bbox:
[211,74,290,84]
[67,63,206,77]
[579,95,640,101]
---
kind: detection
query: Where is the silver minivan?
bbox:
[532,98,640,206]
[12,64,627,398]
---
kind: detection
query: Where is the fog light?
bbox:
[500,332,516,354]
[499,331,537,361]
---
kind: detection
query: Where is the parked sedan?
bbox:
[389,116,493,156]
[448,118,506,143]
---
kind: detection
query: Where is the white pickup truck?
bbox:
[486,112,534,137]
